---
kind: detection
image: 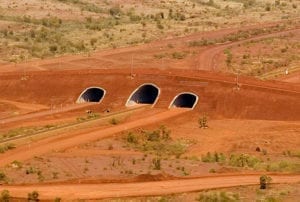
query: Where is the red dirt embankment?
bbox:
[0,68,299,121]
[0,108,188,166]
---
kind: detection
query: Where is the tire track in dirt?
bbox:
[2,174,299,200]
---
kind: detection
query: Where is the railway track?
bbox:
[0,105,148,144]
[0,108,189,166]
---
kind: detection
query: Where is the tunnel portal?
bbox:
[77,87,105,103]
[126,83,160,107]
[169,93,198,109]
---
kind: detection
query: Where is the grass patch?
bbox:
[196,191,239,202]
[201,152,300,173]
[0,143,15,153]
[260,161,300,172]
[0,125,59,141]
[109,117,119,125]
[171,51,187,59]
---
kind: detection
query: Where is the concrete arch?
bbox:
[169,92,198,109]
[76,87,106,103]
[126,83,160,107]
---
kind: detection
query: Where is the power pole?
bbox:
[235,71,240,90]
[130,54,134,78]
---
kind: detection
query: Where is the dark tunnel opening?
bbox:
[77,87,105,103]
[126,84,160,106]
[170,93,198,109]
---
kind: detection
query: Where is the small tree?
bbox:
[198,116,208,128]
[259,175,272,189]
[1,190,10,202]
[109,117,119,125]
[152,158,161,170]
[54,197,61,202]
[0,172,6,181]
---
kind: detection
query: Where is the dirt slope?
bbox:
[0,108,188,166]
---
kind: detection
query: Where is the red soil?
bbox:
[2,174,300,200]
[0,108,188,166]
[0,23,300,200]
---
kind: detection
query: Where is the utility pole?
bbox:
[235,70,240,90]
[130,54,134,79]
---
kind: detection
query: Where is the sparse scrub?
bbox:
[0,143,16,153]
[154,53,167,59]
[224,49,233,66]
[198,115,208,128]
[262,161,300,172]
[209,168,216,173]
[196,191,239,202]
[229,153,261,168]
[188,39,215,47]
[0,0,297,64]
[201,152,226,163]
[123,126,190,157]
[171,52,187,59]
[77,112,100,122]
[57,0,103,13]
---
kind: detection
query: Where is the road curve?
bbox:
[0,108,188,166]
[197,28,300,71]
[1,174,299,200]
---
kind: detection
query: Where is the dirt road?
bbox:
[197,28,300,71]
[1,174,299,200]
[0,108,188,166]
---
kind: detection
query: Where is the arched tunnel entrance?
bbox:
[126,83,160,107]
[77,87,106,103]
[169,92,198,109]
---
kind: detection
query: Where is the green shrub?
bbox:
[157,22,164,30]
[109,6,122,17]
[1,190,10,202]
[0,143,16,153]
[126,132,138,144]
[229,153,261,168]
[54,198,61,202]
[110,118,119,125]
[28,191,39,202]
[171,52,186,59]
[201,152,226,163]
[0,172,6,181]
[265,3,271,11]
[198,116,208,128]
[188,39,215,47]
[123,127,188,157]
[152,158,161,170]
[260,175,272,189]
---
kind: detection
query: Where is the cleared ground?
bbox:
[0,3,299,200]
